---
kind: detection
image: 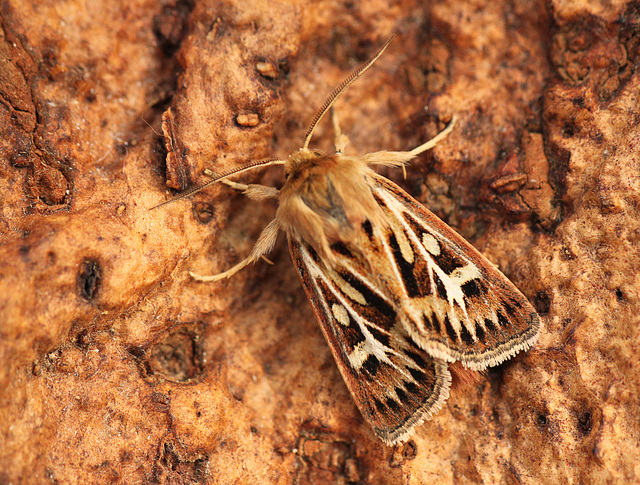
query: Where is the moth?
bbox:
[155,37,540,445]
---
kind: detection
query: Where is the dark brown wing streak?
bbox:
[288,236,451,445]
[370,174,540,371]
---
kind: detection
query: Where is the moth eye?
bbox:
[313,149,323,156]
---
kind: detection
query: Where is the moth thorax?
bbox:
[277,152,384,261]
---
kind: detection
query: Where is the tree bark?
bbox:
[1,0,639,483]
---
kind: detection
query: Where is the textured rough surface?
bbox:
[1,0,639,483]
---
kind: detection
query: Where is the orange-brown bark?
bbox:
[1,0,639,483]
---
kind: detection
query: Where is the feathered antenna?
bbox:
[302,35,395,150]
[150,158,285,210]
[151,35,395,209]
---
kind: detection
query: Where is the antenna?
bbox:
[150,158,285,210]
[302,35,395,150]
[152,36,396,210]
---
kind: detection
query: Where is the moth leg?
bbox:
[203,168,279,201]
[407,115,457,156]
[191,218,280,282]
[331,107,349,155]
[362,115,457,167]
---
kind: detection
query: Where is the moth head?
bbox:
[283,148,324,182]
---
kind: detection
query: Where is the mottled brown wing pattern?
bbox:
[288,237,451,445]
[369,174,540,370]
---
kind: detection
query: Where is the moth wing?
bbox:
[288,237,451,445]
[370,174,540,370]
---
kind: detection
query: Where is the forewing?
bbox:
[370,174,540,370]
[288,236,451,445]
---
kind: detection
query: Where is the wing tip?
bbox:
[374,361,452,446]
[461,313,541,370]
